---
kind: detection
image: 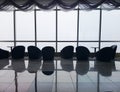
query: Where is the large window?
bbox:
[0,7,120,53]
[0,11,14,51]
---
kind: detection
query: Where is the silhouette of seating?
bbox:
[28,46,42,60]
[76,46,90,60]
[95,47,114,61]
[0,49,9,59]
[11,46,25,59]
[60,46,74,59]
[111,45,117,60]
[42,46,55,60]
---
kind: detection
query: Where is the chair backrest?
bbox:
[28,46,42,60]
[111,45,117,60]
[42,46,55,60]
[60,46,74,59]
[0,49,9,59]
[11,46,25,59]
[95,47,114,61]
[76,46,90,60]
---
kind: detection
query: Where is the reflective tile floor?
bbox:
[0,58,120,92]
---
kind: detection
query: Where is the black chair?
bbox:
[28,46,42,60]
[95,47,114,61]
[76,46,90,60]
[42,46,55,60]
[11,46,25,59]
[60,46,74,59]
[111,45,117,60]
[0,49,9,59]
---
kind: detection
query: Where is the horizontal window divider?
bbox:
[1,40,120,42]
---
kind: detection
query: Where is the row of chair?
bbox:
[0,46,55,60]
[0,45,117,61]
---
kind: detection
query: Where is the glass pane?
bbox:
[37,11,56,41]
[58,11,77,41]
[0,42,14,52]
[101,10,120,40]
[0,11,14,40]
[79,10,99,41]
[16,11,35,40]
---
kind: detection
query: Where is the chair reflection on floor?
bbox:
[27,59,41,73]
[60,58,74,72]
[0,59,9,70]
[27,59,41,92]
[95,60,116,77]
[11,59,25,92]
[75,60,89,75]
[42,60,54,75]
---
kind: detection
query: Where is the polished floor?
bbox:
[0,58,120,92]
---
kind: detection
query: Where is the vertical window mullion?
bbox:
[13,10,16,47]
[56,6,58,53]
[99,8,102,50]
[34,7,37,46]
[77,7,80,47]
